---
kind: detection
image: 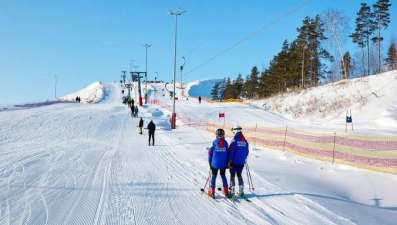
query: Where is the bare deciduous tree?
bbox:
[322,9,351,79]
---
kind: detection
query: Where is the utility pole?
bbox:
[142,44,151,104]
[180,57,186,95]
[121,70,129,96]
[121,70,127,82]
[168,7,187,129]
[121,70,126,83]
[54,75,58,99]
[155,72,158,92]
[130,60,134,72]
[132,64,139,101]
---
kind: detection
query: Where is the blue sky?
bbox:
[0,0,396,105]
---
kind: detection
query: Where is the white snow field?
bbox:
[1,71,397,225]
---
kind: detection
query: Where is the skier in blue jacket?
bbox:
[228,125,249,197]
[207,128,230,198]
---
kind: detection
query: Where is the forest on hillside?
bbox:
[211,0,396,101]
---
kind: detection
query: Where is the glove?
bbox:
[227,161,232,169]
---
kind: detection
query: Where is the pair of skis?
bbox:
[200,188,237,203]
[200,188,220,202]
[200,187,250,203]
[200,169,251,203]
[217,187,251,202]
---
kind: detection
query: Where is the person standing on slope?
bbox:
[127,96,132,108]
[134,105,139,117]
[130,104,134,117]
[228,125,249,197]
[207,128,230,198]
[147,119,156,146]
[138,117,144,134]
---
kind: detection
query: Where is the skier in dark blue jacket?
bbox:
[228,125,249,197]
[207,128,230,198]
[147,119,156,146]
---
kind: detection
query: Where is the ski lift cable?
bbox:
[183,0,313,78]
[155,0,262,75]
[182,0,262,58]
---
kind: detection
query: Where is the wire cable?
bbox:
[183,0,313,78]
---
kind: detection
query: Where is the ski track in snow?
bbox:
[0,83,364,224]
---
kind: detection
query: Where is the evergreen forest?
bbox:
[210,0,396,101]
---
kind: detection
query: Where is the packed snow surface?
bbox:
[1,71,397,224]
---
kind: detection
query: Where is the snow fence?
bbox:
[206,123,397,173]
[149,98,396,173]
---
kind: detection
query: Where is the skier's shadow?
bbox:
[247,192,397,210]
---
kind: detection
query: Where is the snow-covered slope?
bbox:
[1,74,396,224]
[251,70,397,130]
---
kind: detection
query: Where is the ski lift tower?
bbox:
[130,72,146,106]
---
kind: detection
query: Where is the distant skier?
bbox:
[127,97,132,108]
[138,117,144,134]
[147,119,156,146]
[130,104,134,117]
[198,96,202,103]
[134,105,139,117]
[207,128,230,198]
[228,125,249,197]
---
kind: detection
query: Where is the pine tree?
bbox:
[221,75,245,100]
[222,77,233,99]
[257,69,275,98]
[264,56,283,95]
[296,17,311,89]
[218,78,227,100]
[277,40,291,92]
[350,3,376,76]
[245,66,260,99]
[296,15,331,88]
[235,74,245,99]
[210,81,220,100]
[286,40,302,87]
[372,0,392,74]
[385,42,397,70]
[341,52,352,78]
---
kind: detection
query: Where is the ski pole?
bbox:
[245,161,251,190]
[248,162,254,191]
[245,161,254,191]
[201,169,211,194]
[248,163,254,191]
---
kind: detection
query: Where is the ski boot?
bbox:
[208,187,215,198]
[228,186,235,198]
[223,186,231,198]
[238,185,244,197]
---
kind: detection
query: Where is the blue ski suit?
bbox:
[208,138,229,169]
[228,132,249,191]
[208,137,229,188]
[228,132,249,167]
